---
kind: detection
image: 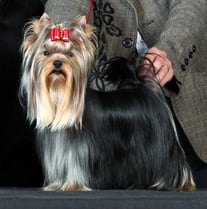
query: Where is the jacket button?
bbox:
[122,38,133,48]
[192,45,196,52]
[184,58,189,65]
[180,64,186,71]
[188,51,193,59]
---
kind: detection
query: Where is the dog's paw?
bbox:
[65,184,92,192]
[43,183,92,192]
[178,179,196,192]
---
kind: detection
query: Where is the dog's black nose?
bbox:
[53,60,62,69]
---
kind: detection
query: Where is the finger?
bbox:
[152,56,166,73]
[145,47,168,63]
[153,55,173,77]
[143,47,174,85]
[156,65,170,80]
[145,52,168,74]
[156,65,174,86]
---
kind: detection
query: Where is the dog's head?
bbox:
[19,13,97,131]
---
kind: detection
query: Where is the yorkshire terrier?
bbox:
[19,13,196,192]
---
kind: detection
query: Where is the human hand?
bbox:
[139,47,174,86]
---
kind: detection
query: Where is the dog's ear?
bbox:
[21,13,51,51]
[75,15,87,26]
[31,12,51,36]
[38,12,51,32]
[73,16,95,38]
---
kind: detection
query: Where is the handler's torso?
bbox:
[45,0,207,163]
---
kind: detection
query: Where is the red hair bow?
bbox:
[50,27,70,42]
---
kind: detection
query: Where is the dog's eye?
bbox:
[68,52,73,57]
[43,51,50,56]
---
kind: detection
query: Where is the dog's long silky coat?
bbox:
[36,56,194,191]
[19,13,195,191]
